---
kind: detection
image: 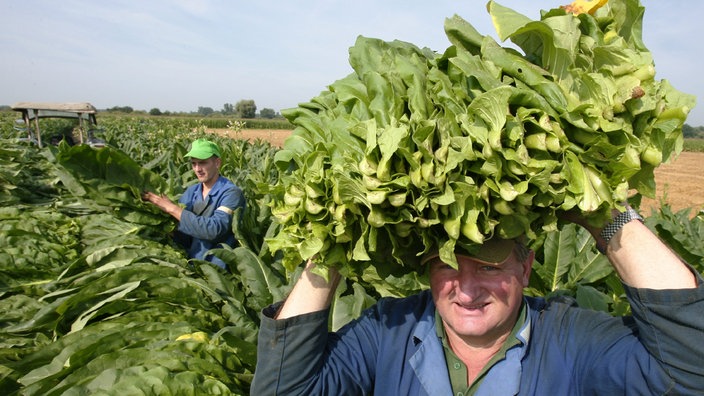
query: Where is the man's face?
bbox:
[190,156,221,186]
[429,249,533,346]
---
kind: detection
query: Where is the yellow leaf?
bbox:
[561,0,608,15]
[175,331,209,343]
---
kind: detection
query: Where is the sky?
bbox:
[1,1,702,126]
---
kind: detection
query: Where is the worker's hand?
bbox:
[142,191,173,208]
[556,207,614,253]
[141,191,183,220]
[558,203,646,256]
[557,207,604,230]
[560,205,695,289]
[141,191,162,204]
[275,259,341,320]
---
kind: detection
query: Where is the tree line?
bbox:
[103,100,280,119]
[2,103,704,132]
[683,124,704,139]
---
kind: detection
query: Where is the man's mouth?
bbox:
[455,301,489,311]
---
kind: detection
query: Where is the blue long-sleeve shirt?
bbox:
[252,275,704,395]
[176,176,245,269]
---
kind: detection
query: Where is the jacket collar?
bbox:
[409,292,454,395]
[192,175,228,199]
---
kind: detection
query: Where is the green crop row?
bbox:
[684,138,704,152]
[99,114,294,131]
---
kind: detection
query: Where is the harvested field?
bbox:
[218,129,704,217]
[639,151,704,217]
[209,128,292,148]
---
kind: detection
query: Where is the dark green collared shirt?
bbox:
[435,303,527,396]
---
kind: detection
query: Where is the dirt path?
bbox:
[222,129,704,216]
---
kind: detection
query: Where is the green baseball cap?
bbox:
[185,139,221,159]
[421,238,517,266]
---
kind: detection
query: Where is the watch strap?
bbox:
[599,207,643,247]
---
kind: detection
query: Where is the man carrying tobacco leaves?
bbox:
[251,0,703,392]
[142,139,245,270]
[251,205,703,395]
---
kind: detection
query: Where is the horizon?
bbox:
[1,1,701,125]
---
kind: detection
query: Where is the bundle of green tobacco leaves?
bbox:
[51,143,175,228]
[268,0,695,277]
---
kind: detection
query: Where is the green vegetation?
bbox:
[0,117,281,394]
[684,138,704,152]
[0,112,702,395]
[100,99,287,121]
[100,114,293,131]
[267,0,695,277]
[683,123,704,139]
[0,0,702,392]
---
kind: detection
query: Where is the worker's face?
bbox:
[429,248,533,346]
[190,156,221,185]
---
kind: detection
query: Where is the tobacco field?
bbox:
[0,115,700,395]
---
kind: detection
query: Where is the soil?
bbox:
[638,151,704,217]
[215,129,704,217]
[209,128,292,148]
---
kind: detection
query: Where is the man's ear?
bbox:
[522,250,535,287]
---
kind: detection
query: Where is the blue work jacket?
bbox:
[176,176,245,269]
[252,277,704,395]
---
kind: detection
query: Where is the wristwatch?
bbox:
[599,206,643,247]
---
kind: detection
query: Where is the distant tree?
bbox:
[235,100,257,119]
[260,108,276,119]
[149,108,162,116]
[197,106,215,116]
[683,124,694,138]
[681,124,704,138]
[222,103,235,115]
[108,106,133,113]
[0,105,10,111]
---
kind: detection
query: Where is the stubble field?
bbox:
[220,129,704,216]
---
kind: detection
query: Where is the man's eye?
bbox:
[480,265,500,272]
[432,263,456,272]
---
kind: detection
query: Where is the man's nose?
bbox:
[454,266,481,295]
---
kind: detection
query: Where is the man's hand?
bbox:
[558,205,696,289]
[557,207,617,254]
[142,191,183,221]
[276,260,341,319]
